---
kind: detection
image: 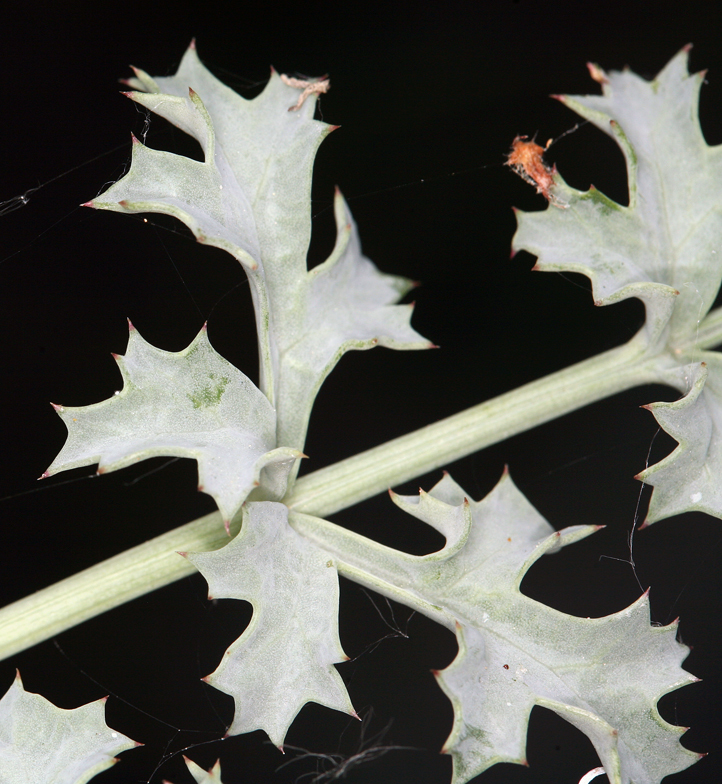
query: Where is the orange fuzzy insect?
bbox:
[506,135,566,207]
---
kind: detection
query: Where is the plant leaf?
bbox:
[291,472,700,784]
[511,46,722,347]
[274,189,432,448]
[164,757,223,784]
[638,358,722,523]
[408,474,700,784]
[43,322,301,526]
[90,42,430,452]
[113,43,331,277]
[186,502,355,748]
[0,672,135,784]
[511,48,722,525]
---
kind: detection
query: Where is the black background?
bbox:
[1,1,721,782]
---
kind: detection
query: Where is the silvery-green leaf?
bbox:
[166,757,223,784]
[91,42,430,452]
[638,357,722,523]
[511,48,722,525]
[187,502,355,748]
[512,47,722,348]
[290,472,700,784]
[0,672,136,784]
[116,43,329,280]
[44,323,301,527]
[274,190,432,448]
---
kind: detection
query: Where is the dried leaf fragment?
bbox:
[279,73,330,111]
[506,135,566,207]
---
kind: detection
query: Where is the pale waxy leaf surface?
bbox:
[186,502,355,747]
[91,42,430,451]
[0,672,135,784]
[291,472,699,784]
[639,358,722,522]
[511,48,722,524]
[44,323,301,525]
[165,757,223,784]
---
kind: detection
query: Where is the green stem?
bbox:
[285,337,658,516]
[3,309,722,662]
[0,511,237,663]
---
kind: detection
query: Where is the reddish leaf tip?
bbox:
[189,37,197,50]
[586,63,610,86]
[188,86,197,97]
[50,402,63,411]
[224,519,231,536]
[38,471,50,480]
[127,318,136,331]
[177,551,188,558]
[81,200,95,208]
